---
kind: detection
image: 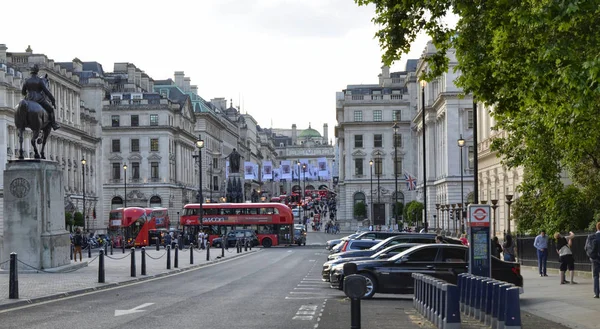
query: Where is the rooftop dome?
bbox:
[299,124,322,138]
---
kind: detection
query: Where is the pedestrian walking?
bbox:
[73,229,83,262]
[586,222,600,298]
[502,234,516,262]
[554,231,576,284]
[491,236,503,258]
[534,229,549,277]
[459,233,469,246]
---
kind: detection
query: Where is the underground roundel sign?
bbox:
[469,205,490,227]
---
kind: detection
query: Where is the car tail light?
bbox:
[511,266,520,275]
[341,241,349,252]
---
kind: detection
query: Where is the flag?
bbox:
[404,172,417,191]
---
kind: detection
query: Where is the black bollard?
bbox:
[9,253,18,299]
[104,242,108,255]
[98,249,105,283]
[70,244,73,260]
[174,244,179,268]
[190,243,194,264]
[221,238,225,258]
[245,239,248,252]
[225,235,229,250]
[166,245,171,270]
[88,243,92,258]
[141,247,146,276]
[206,241,210,261]
[122,240,125,254]
[130,247,136,277]
[110,241,113,255]
[179,237,183,250]
[156,237,160,251]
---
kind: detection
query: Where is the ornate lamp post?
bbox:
[208,164,213,203]
[196,136,205,232]
[491,199,499,237]
[505,194,513,235]
[393,119,399,228]
[297,161,302,225]
[451,204,456,235]
[457,135,465,232]
[457,203,463,235]
[81,158,86,232]
[420,80,428,231]
[123,164,127,208]
[369,159,373,227]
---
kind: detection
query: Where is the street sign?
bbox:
[468,204,491,278]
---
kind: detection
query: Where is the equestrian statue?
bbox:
[15,64,60,160]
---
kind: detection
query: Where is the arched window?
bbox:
[354,192,366,205]
[353,192,367,219]
[111,197,123,210]
[150,196,162,208]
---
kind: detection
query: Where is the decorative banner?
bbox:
[244,161,256,180]
[255,162,259,181]
[318,157,328,178]
[300,159,310,173]
[272,168,281,182]
[310,166,319,180]
[226,161,230,180]
[263,161,273,180]
[281,160,292,180]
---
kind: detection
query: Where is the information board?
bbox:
[468,204,491,277]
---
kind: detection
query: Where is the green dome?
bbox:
[299,126,322,138]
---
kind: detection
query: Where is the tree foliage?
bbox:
[404,201,424,226]
[354,201,367,219]
[356,0,600,225]
[65,212,74,231]
[73,211,84,228]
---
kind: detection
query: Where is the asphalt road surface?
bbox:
[0,247,421,329]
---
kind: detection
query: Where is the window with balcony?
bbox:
[373,110,382,122]
[150,138,159,152]
[131,139,139,152]
[150,114,159,126]
[354,159,364,176]
[354,135,363,148]
[132,162,140,179]
[151,162,159,179]
[112,139,120,152]
[354,110,363,122]
[111,115,119,127]
[374,134,383,148]
[112,163,121,180]
[131,115,139,127]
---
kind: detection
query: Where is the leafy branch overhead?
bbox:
[355,0,600,232]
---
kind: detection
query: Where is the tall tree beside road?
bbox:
[355,0,600,230]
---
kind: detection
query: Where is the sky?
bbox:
[2,0,433,138]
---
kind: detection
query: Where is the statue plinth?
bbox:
[1,160,71,270]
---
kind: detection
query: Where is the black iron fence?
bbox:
[516,232,593,272]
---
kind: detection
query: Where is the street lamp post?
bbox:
[420,80,428,232]
[209,165,213,203]
[297,161,302,225]
[435,204,440,231]
[123,164,127,208]
[302,163,306,221]
[196,136,205,237]
[458,135,465,234]
[490,199,499,237]
[81,158,86,232]
[393,120,399,229]
[505,194,513,235]
[369,159,373,228]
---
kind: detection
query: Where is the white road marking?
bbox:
[293,305,317,320]
[114,302,154,317]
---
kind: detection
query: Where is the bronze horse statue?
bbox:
[14,74,53,160]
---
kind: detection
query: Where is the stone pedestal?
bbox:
[1,160,70,270]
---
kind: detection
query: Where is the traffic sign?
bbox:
[469,204,490,227]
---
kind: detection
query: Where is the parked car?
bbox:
[294,228,307,246]
[211,230,260,248]
[326,233,361,251]
[322,243,419,281]
[292,208,300,219]
[330,239,382,254]
[330,244,523,299]
[328,233,462,260]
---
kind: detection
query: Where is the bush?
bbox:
[73,211,84,228]
[354,201,367,219]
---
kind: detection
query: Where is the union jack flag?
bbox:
[404,173,417,191]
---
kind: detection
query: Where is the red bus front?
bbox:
[120,207,150,247]
[180,203,294,247]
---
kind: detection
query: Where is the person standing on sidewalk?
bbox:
[534,229,549,277]
[503,234,516,262]
[554,231,576,284]
[73,229,83,262]
[590,222,600,298]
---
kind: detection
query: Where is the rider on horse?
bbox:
[21,64,60,130]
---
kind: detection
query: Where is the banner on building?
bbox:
[281,160,292,180]
[244,161,257,180]
[318,157,328,178]
[310,166,319,180]
[273,168,281,182]
[262,161,273,180]
[226,160,230,180]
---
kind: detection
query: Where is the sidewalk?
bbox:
[0,245,256,309]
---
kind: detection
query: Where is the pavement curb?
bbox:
[0,249,260,312]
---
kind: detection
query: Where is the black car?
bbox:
[330,244,523,299]
[294,228,306,246]
[328,233,462,260]
[326,233,361,251]
[322,243,420,281]
[211,230,260,248]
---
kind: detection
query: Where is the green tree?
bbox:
[354,201,367,219]
[65,212,74,231]
[73,211,84,228]
[355,0,600,226]
[404,201,424,227]
[393,202,404,219]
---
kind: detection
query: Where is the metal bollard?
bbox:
[206,241,210,261]
[130,247,136,277]
[156,237,160,251]
[9,253,18,299]
[245,239,248,251]
[190,243,194,264]
[166,245,171,269]
[479,279,493,322]
[122,240,125,254]
[174,244,179,268]
[484,280,495,326]
[110,241,113,255]
[221,238,225,258]
[473,277,482,319]
[458,274,466,313]
[491,282,502,329]
[98,249,105,283]
[504,287,522,329]
[104,242,108,255]
[141,247,147,276]
[88,243,92,258]
[497,284,512,329]
[443,284,461,329]
[70,244,73,260]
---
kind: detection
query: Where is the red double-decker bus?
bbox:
[108,207,171,247]
[180,203,294,248]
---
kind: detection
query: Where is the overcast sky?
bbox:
[2,0,433,138]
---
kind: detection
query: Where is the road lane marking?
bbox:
[114,302,154,316]
[293,305,317,320]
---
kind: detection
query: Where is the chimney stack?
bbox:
[292,124,297,145]
[183,77,191,92]
[174,71,185,89]
[323,123,328,145]
[0,44,8,63]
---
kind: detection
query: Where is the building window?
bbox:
[112,163,121,179]
[354,159,364,176]
[354,135,363,148]
[374,134,383,148]
[111,115,119,127]
[112,139,120,152]
[151,162,159,179]
[394,158,403,176]
[131,139,139,152]
[374,158,383,176]
[213,157,218,169]
[393,110,401,121]
[468,146,474,168]
[150,114,159,126]
[132,162,140,179]
[354,110,363,122]
[467,109,474,129]
[394,133,402,148]
[150,138,159,152]
[131,115,139,127]
[373,110,382,122]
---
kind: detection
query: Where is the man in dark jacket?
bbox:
[592,222,600,298]
[21,64,60,130]
[73,229,83,262]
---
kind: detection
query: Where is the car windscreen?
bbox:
[369,239,389,250]
[371,244,416,257]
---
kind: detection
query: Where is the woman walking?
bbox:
[502,234,516,262]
